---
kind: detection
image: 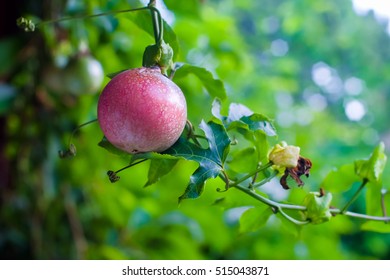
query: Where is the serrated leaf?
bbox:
[228,114,277,137]
[212,99,275,163]
[173,64,227,100]
[239,206,272,233]
[321,164,358,193]
[227,102,254,122]
[199,120,230,163]
[144,159,178,187]
[125,11,179,59]
[163,120,231,202]
[212,99,276,136]
[361,221,390,233]
[354,142,387,183]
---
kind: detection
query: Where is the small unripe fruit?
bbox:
[97,67,187,154]
[63,56,104,95]
[43,55,104,96]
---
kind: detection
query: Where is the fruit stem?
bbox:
[59,119,98,158]
[106,159,149,183]
[148,1,159,44]
[67,119,98,147]
[147,2,163,45]
[115,159,149,174]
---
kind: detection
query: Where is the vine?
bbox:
[18,2,390,233]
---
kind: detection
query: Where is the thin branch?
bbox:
[232,183,390,224]
[233,183,305,211]
[68,119,97,147]
[35,7,151,27]
[230,162,273,188]
[115,159,149,174]
[251,170,278,188]
[330,208,390,222]
[279,208,310,225]
[148,1,160,44]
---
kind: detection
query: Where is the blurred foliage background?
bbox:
[1,0,390,259]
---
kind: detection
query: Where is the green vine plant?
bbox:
[18,1,390,234]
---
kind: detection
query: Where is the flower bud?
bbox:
[302,191,332,224]
[269,142,300,168]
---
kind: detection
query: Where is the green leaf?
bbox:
[361,221,390,233]
[163,120,231,202]
[212,99,277,136]
[199,119,230,164]
[212,99,275,163]
[98,136,130,156]
[301,192,332,224]
[227,147,258,173]
[366,182,383,216]
[173,64,227,100]
[354,142,387,183]
[239,206,272,233]
[321,164,358,193]
[144,159,178,187]
[226,102,254,122]
[164,0,201,18]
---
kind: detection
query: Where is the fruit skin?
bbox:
[97,67,187,154]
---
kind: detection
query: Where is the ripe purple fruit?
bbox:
[97,67,187,154]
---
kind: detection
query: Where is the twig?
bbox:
[232,183,390,224]
[230,162,273,188]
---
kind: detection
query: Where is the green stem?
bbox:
[68,119,98,147]
[279,209,310,225]
[115,159,148,174]
[233,184,305,211]
[330,208,390,222]
[147,1,163,45]
[232,182,390,224]
[35,7,151,27]
[251,170,278,188]
[230,162,273,187]
[340,179,368,214]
